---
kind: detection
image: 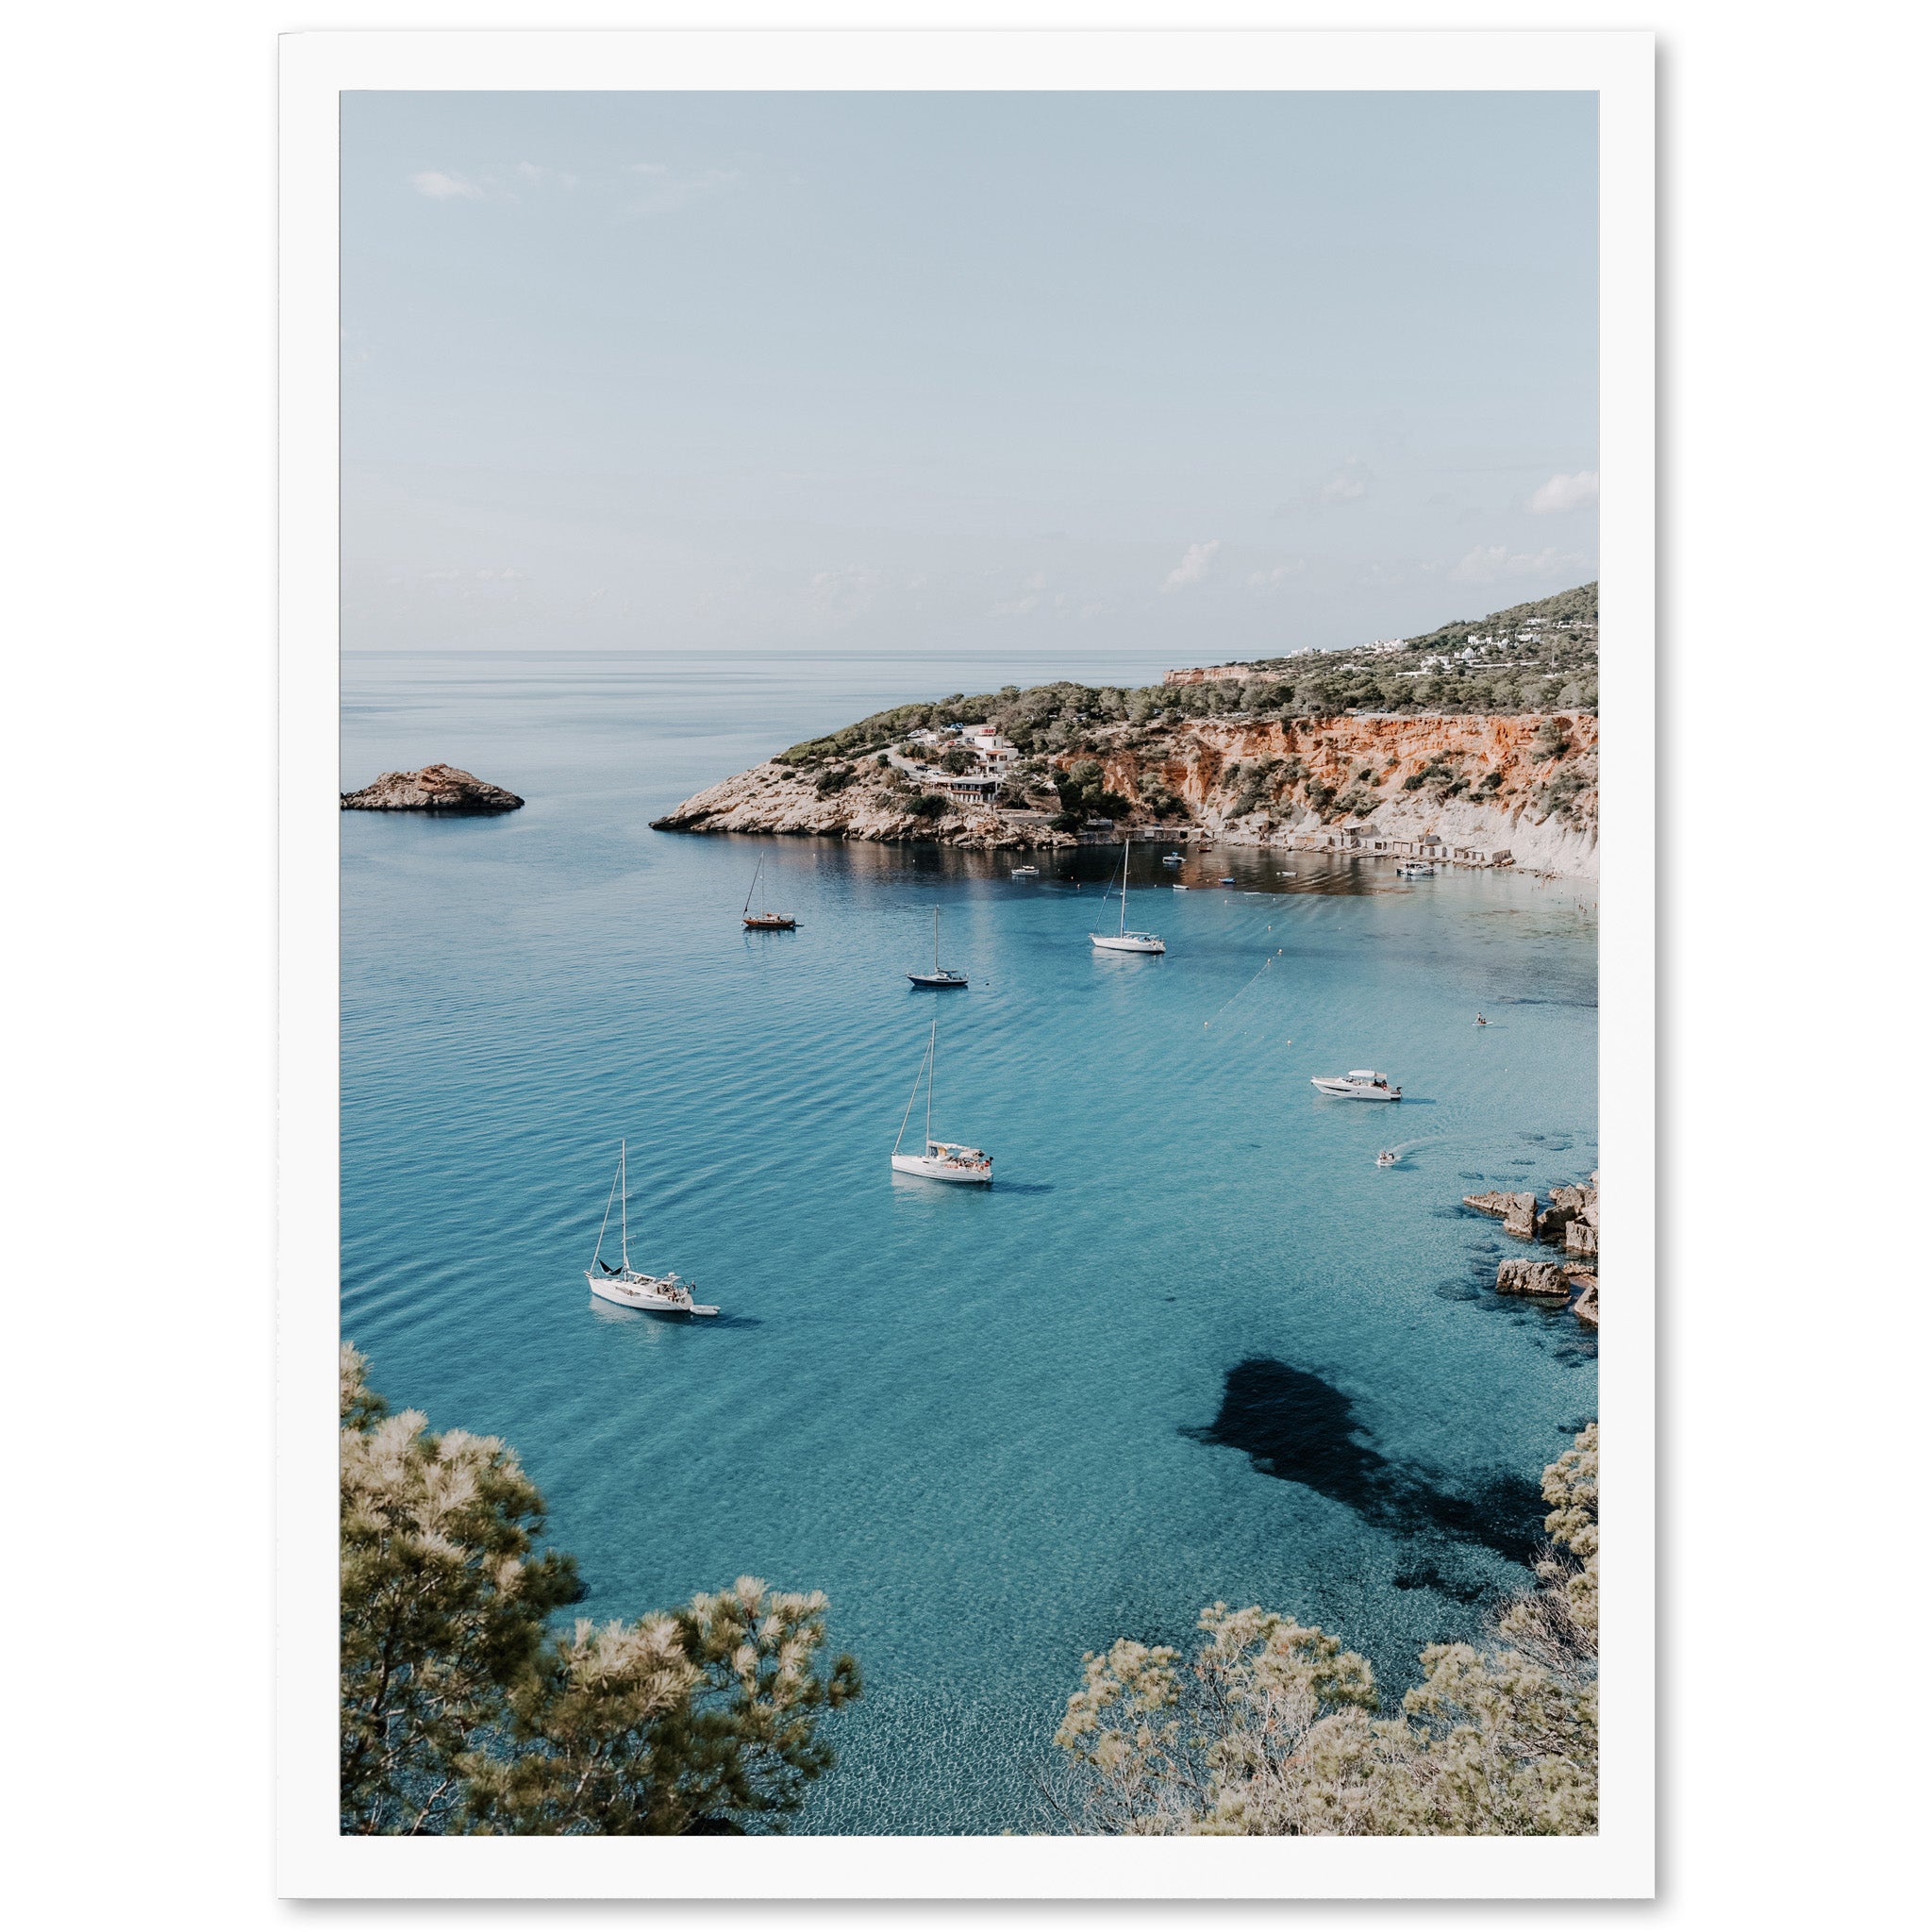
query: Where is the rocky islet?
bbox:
[341,764,525,814]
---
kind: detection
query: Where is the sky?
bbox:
[341,91,1598,667]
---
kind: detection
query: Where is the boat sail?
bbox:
[741,857,796,931]
[907,907,968,988]
[1089,834,1166,954]
[585,1141,720,1316]
[890,1011,991,1183]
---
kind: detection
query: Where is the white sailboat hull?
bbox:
[586,1269,719,1317]
[1090,932,1166,953]
[891,1153,992,1184]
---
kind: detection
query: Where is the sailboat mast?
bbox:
[619,1139,629,1268]
[926,1011,937,1147]
[933,907,940,971]
[1120,834,1130,933]
[743,858,760,919]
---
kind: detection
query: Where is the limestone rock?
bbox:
[649,761,1071,849]
[1570,1276,1600,1327]
[1496,1257,1572,1298]
[1565,1217,1599,1257]
[341,764,524,814]
[1464,1190,1541,1238]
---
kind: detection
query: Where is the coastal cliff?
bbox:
[651,709,1598,876]
[651,584,1600,875]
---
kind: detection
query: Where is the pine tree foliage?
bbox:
[340,1345,859,1836]
[1054,1424,1601,1836]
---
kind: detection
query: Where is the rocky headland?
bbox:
[651,585,1599,877]
[651,709,1597,876]
[341,765,525,815]
[1466,1172,1600,1328]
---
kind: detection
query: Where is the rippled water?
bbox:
[341,650,1598,1835]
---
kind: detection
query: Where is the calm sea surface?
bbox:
[341,650,1599,1835]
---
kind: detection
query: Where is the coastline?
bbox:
[651,710,1600,881]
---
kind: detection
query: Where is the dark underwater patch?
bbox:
[1183,1358,1543,1566]
[1391,1564,1492,1606]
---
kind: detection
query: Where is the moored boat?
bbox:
[908,907,969,988]
[1091,834,1166,954]
[891,1012,991,1183]
[585,1141,720,1317]
[741,857,796,930]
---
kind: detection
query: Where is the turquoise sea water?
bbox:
[341,650,1598,1835]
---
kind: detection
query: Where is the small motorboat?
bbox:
[1010,864,1040,877]
[908,907,969,988]
[1376,1149,1398,1167]
[1311,1069,1403,1101]
[1161,853,1182,865]
[585,1142,721,1318]
[1395,862,1436,879]
[1171,883,1190,891]
[1474,1013,1490,1026]
[1217,875,1236,885]
[1277,870,1297,877]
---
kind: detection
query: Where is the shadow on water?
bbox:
[993,1179,1058,1195]
[1182,1358,1543,1566]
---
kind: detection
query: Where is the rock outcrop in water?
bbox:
[1464,1190,1542,1239]
[341,765,525,814]
[1496,1257,1573,1298]
[1468,1172,1601,1327]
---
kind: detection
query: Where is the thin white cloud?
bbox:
[622,161,742,217]
[410,170,485,201]
[1246,559,1307,591]
[807,568,879,620]
[1526,470,1600,514]
[1275,459,1376,518]
[1161,539,1221,591]
[1320,461,1374,503]
[515,161,578,190]
[1450,545,1591,586]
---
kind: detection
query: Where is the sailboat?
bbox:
[585,1141,720,1317]
[741,857,796,931]
[1089,834,1166,954]
[890,1012,991,1183]
[907,907,968,988]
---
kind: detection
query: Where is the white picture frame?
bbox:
[281,25,1654,1898]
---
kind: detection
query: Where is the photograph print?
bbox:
[336,82,1612,1844]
